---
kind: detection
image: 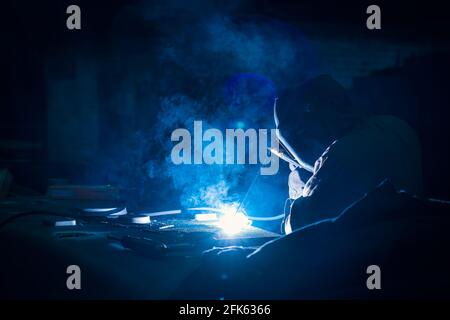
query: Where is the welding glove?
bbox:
[288,165,305,200]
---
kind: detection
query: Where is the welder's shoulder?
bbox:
[303,116,423,200]
[313,133,367,176]
[326,115,420,166]
[349,115,422,189]
[351,115,421,153]
[309,116,416,195]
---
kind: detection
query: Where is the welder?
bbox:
[173,75,450,300]
[274,75,423,233]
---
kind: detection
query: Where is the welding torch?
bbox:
[268,147,301,170]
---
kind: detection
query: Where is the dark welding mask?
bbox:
[274,98,314,173]
[274,75,354,172]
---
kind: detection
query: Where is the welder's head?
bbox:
[274,75,357,167]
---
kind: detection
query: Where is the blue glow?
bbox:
[235,121,246,129]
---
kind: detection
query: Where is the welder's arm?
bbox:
[285,141,365,233]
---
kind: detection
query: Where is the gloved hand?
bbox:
[288,164,305,200]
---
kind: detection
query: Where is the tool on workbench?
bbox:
[117,214,151,224]
[43,216,77,227]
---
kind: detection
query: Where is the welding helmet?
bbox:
[274,75,354,170]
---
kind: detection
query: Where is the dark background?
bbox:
[1,0,450,213]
